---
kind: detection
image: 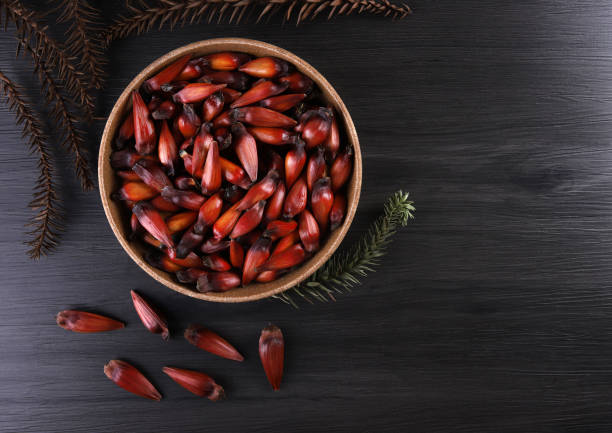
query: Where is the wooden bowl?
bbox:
[99,38,362,302]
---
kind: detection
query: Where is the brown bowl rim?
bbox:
[99,38,362,302]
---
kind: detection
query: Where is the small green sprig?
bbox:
[273,190,415,307]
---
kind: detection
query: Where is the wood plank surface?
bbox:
[2,1,612,431]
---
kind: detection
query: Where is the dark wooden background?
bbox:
[3,1,612,432]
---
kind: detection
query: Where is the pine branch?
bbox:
[104,0,411,45]
[273,190,415,307]
[0,70,62,258]
[1,0,95,120]
[20,39,95,190]
[54,0,106,90]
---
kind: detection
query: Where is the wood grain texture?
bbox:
[2,0,612,432]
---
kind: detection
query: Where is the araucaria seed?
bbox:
[194,192,224,234]
[133,202,175,253]
[212,202,242,240]
[161,187,206,210]
[231,107,296,128]
[144,54,190,93]
[104,359,162,401]
[173,83,227,104]
[331,147,353,192]
[258,243,306,272]
[177,104,201,138]
[151,196,179,212]
[132,159,172,192]
[202,71,249,91]
[231,80,288,109]
[174,175,197,190]
[283,176,307,219]
[56,310,124,333]
[111,150,154,170]
[242,237,272,285]
[220,157,251,189]
[272,230,300,256]
[196,271,241,292]
[236,170,280,211]
[259,324,284,391]
[201,140,222,195]
[201,253,232,272]
[330,193,347,231]
[132,91,156,155]
[201,238,230,254]
[229,240,244,268]
[169,251,204,268]
[306,146,327,191]
[191,127,214,176]
[231,122,258,182]
[206,52,251,71]
[239,57,289,78]
[115,112,134,149]
[158,120,177,175]
[130,290,169,340]
[262,182,286,226]
[176,226,204,258]
[299,108,332,149]
[184,324,244,361]
[152,100,177,120]
[130,213,141,239]
[311,177,334,232]
[166,211,197,234]
[176,63,203,81]
[263,219,298,241]
[284,140,306,189]
[176,268,208,283]
[279,71,313,93]
[163,367,225,401]
[145,251,183,272]
[203,92,225,122]
[298,209,320,253]
[248,127,296,145]
[230,201,265,239]
[112,182,157,202]
[324,115,340,160]
[256,270,279,283]
[259,93,306,112]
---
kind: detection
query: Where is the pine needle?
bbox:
[104,0,411,45]
[0,70,62,258]
[273,190,415,306]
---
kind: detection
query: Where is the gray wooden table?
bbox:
[2,1,612,432]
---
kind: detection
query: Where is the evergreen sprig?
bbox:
[273,190,415,307]
[19,38,95,191]
[2,0,95,119]
[0,70,62,258]
[54,0,106,91]
[104,0,411,45]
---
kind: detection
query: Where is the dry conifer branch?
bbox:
[0,70,62,258]
[1,0,95,120]
[20,40,95,191]
[54,0,106,91]
[105,0,411,44]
